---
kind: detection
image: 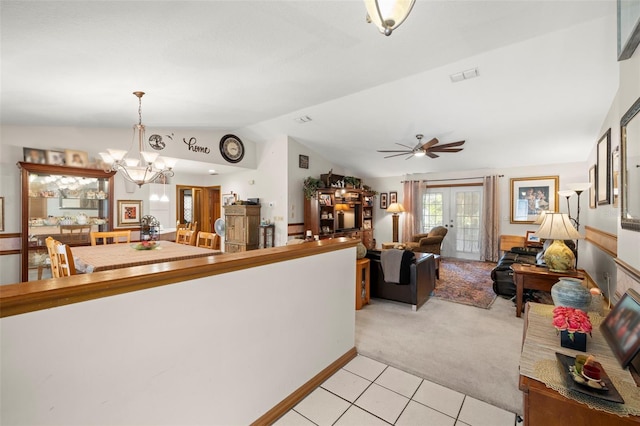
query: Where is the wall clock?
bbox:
[219,134,245,163]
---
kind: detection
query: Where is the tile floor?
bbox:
[274,355,519,426]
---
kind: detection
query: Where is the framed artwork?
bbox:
[319,194,332,206]
[597,129,611,205]
[612,146,620,208]
[23,147,46,164]
[46,150,66,166]
[389,191,397,204]
[589,165,597,209]
[525,230,542,247]
[117,200,142,227]
[380,193,388,209]
[600,289,640,368]
[222,193,237,206]
[0,197,4,232]
[299,154,309,169]
[65,149,89,168]
[510,176,559,224]
[618,0,640,60]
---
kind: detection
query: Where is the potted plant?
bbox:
[344,176,360,188]
[552,306,592,351]
[303,177,323,199]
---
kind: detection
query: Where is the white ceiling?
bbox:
[1,1,620,178]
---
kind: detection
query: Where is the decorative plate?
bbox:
[555,352,624,403]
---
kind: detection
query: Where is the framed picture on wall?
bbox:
[389,191,397,204]
[117,200,142,227]
[600,289,640,368]
[380,193,388,209]
[589,165,597,208]
[597,129,611,205]
[509,176,559,223]
[298,154,309,169]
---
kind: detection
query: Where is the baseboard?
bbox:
[251,346,358,425]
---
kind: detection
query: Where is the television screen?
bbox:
[600,289,640,369]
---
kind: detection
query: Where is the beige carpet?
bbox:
[355,296,524,415]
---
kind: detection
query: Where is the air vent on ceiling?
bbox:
[450,67,479,83]
[294,115,313,124]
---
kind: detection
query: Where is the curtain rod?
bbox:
[401,175,504,183]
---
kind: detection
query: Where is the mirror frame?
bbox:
[621,96,640,231]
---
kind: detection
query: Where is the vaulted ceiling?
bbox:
[1,1,619,178]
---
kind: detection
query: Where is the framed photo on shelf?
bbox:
[600,289,640,368]
[510,176,559,224]
[389,191,397,205]
[525,230,542,247]
[597,129,611,205]
[117,200,142,227]
[46,150,66,166]
[589,165,597,209]
[23,147,46,164]
[65,149,89,168]
[222,193,237,206]
[380,193,388,209]
[319,194,332,206]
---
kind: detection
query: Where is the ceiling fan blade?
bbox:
[396,142,416,149]
[420,138,439,150]
[429,148,464,153]
[378,150,413,153]
[384,152,414,159]
[426,152,439,159]
[405,154,415,160]
[431,140,465,149]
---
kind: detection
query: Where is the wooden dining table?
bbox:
[72,241,220,273]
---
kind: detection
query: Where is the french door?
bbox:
[421,186,483,260]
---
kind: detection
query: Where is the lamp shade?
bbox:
[535,213,582,240]
[364,0,416,36]
[387,203,405,214]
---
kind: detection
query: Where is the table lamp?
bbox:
[387,202,405,243]
[535,212,582,272]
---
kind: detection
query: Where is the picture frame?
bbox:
[319,194,332,206]
[600,289,640,368]
[618,0,640,61]
[23,147,46,164]
[46,150,66,166]
[510,176,559,224]
[65,149,89,168]
[612,146,620,208]
[597,129,611,205]
[389,191,397,205]
[299,154,309,169]
[0,197,4,232]
[222,193,237,206]
[380,193,388,209]
[117,200,142,227]
[589,165,597,209]
[525,230,542,247]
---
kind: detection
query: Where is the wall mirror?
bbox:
[621,96,640,231]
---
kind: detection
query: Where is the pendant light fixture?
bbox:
[364,0,416,36]
[100,92,177,187]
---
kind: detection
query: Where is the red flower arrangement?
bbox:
[552,306,592,341]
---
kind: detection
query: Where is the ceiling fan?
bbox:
[377,134,465,159]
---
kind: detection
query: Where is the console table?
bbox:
[520,303,640,425]
[512,264,585,317]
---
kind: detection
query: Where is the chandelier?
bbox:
[100,91,177,187]
[364,0,416,36]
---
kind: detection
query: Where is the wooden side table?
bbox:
[356,258,370,310]
[511,263,585,317]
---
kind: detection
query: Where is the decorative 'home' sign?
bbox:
[183,137,210,154]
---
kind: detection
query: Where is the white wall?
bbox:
[0,247,356,424]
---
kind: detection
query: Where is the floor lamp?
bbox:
[557,182,590,266]
[387,203,405,243]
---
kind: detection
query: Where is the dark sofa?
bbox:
[366,249,436,311]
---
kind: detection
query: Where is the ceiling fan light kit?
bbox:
[377,134,466,160]
[364,0,416,36]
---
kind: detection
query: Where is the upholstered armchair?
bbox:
[404,226,448,254]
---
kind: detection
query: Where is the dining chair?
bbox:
[176,229,195,245]
[45,236,76,277]
[177,220,198,232]
[196,231,217,249]
[58,224,92,245]
[90,230,132,246]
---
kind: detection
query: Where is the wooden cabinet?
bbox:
[224,205,261,253]
[303,189,375,249]
[18,162,115,282]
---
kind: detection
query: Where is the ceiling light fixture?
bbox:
[99,92,177,187]
[364,0,415,36]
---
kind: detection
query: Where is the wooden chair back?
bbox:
[58,224,92,244]
[176,221,198,232]
[90,230,132,246]
[196,231,218,249]
[45,236,76,278]
[176,229,196,245]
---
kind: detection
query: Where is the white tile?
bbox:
[322,368,372,402]
[374,366,422,398]
[334,405,390,426]
[294,387,350,426]
[273,409,316,426]
[343,355,387,381]
[396,400,456,426]
[412,379,465,418]
[354,383,409,424]
[457,396,516,426]
[455,421,472,426]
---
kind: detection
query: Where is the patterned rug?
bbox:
[434,258,498,309]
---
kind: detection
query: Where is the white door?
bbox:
[421,186,483,260]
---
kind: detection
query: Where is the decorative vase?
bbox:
[560,329,587,352]
[356,242,367,259]
[551,277,591,311]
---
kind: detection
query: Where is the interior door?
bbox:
[422,186,483,260]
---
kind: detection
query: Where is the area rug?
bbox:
[434,258,497,309]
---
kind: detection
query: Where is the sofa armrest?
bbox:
[411,233,429,243]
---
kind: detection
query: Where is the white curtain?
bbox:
[402,180,422,243]
[481,175,501,262]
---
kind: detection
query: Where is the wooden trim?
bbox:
[0,250,21,256]
[251,347,357,425]
[287,222,305,237]
[0,238,359,318]
[584,226,617,258]
[615,258,640,284]
[0,233,21,239]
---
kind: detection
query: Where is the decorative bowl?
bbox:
[132,241,159,250]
